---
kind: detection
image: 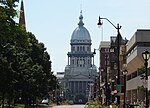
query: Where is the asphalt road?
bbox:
[51,105,85,108]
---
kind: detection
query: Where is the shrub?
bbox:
[15,104,25,108]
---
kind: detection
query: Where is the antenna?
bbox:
[80,0,83,11]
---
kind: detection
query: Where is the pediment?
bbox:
[70,73,89,79]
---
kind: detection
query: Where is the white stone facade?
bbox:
[63,12,97,103]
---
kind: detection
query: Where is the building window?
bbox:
[71,46,75,51]
[105,48,109,52]
[77,46,79,51]
[83,59,85,67]
[127,74,131,81]
[80,46,82,51]
[72,60,74,64]
[79,59,82,67]
[88,59,90,65]
[77,59,79,67]
[83,46,85,51]
[87,46,90,52]
[132,71,137,78]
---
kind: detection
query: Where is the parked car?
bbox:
[41,99,49,105]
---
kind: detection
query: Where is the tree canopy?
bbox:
[0,0,57,107]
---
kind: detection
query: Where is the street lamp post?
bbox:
[97,16,122,104]
[123,69,128,108]
[142,50,150,108]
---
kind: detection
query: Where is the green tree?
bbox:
[0,1,28,107]
[0,1,57,107]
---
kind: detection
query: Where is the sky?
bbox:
[17,0,150,74]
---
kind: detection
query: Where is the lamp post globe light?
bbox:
[97,16,122,104]
[123,69,128,108]
[142,50,150,108]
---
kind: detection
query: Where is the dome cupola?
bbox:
[71,11,91,44]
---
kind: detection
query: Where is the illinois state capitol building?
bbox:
[63,11,97,104]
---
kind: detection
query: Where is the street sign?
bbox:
[115,84,121,96]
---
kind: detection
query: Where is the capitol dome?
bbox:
[71,11,91,44]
